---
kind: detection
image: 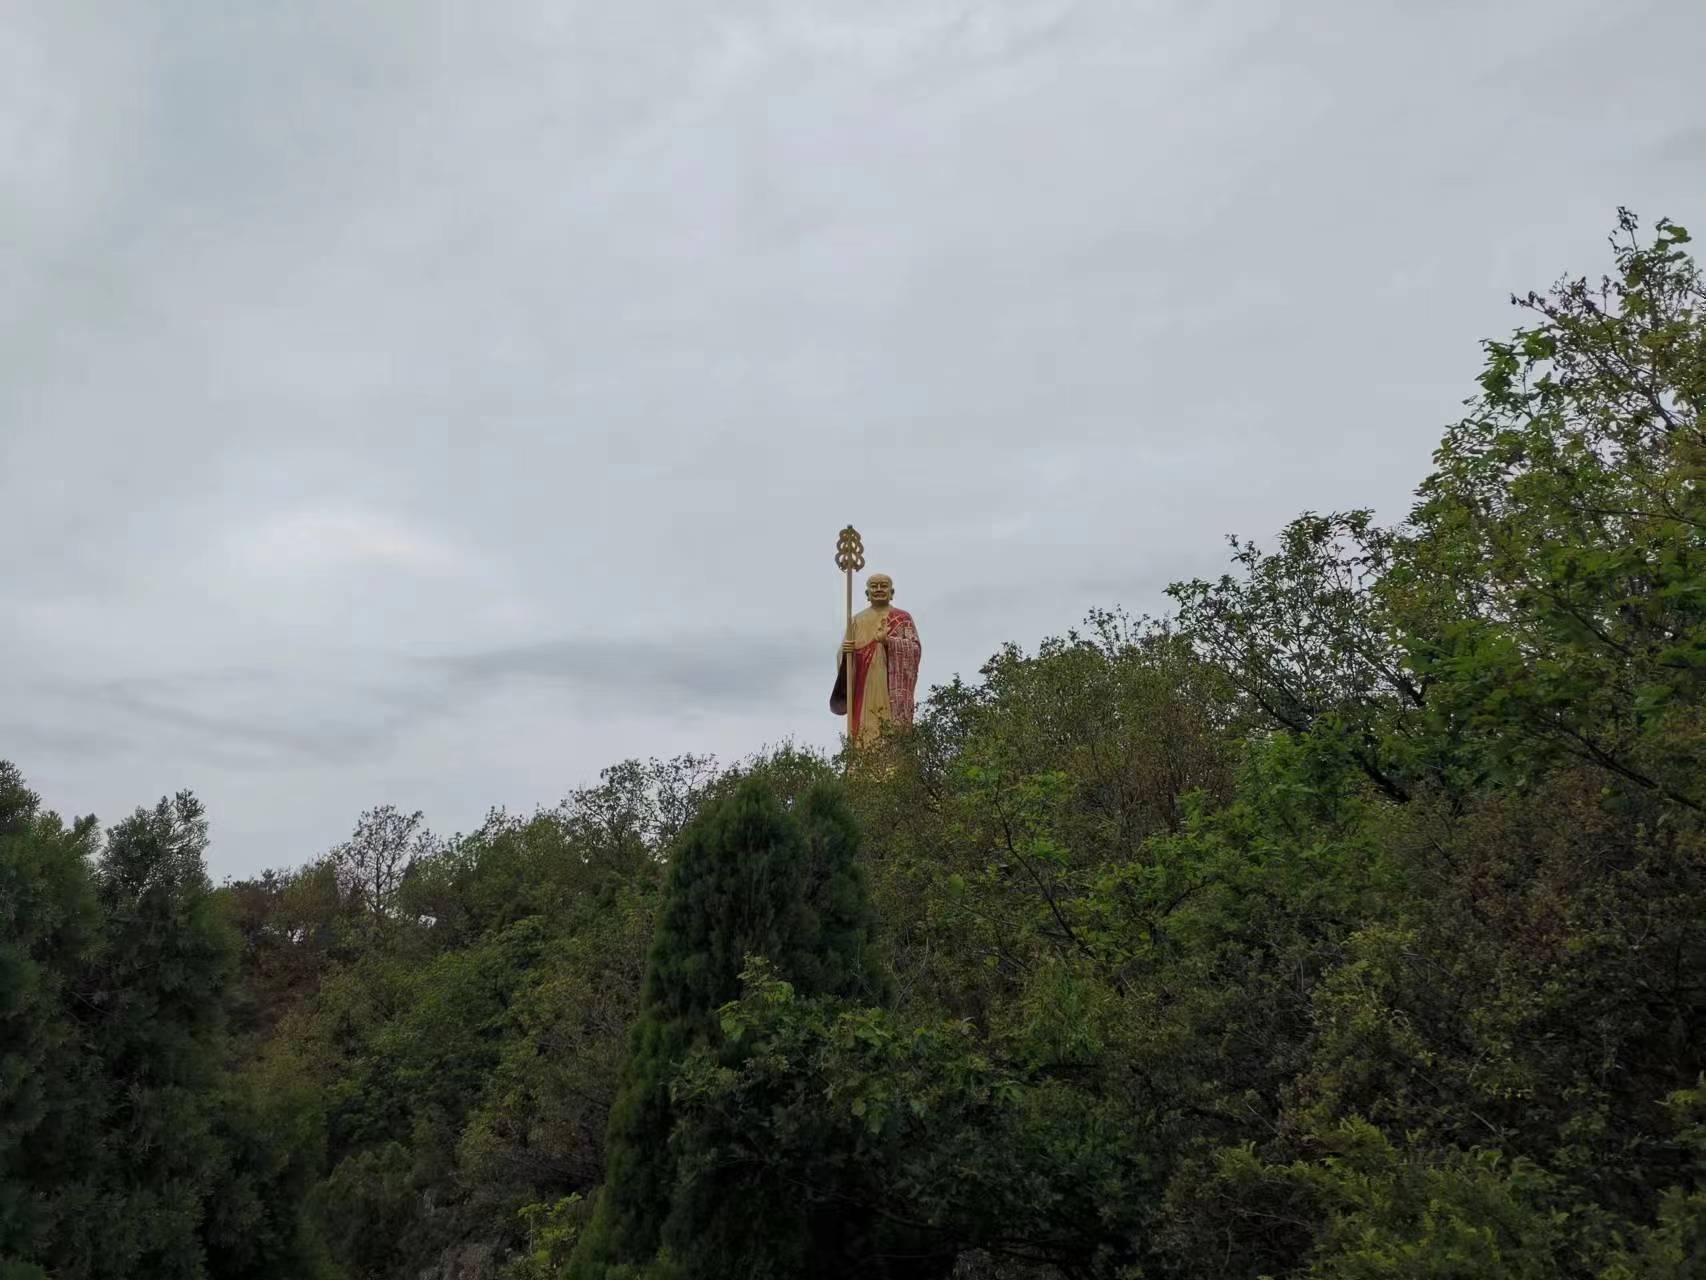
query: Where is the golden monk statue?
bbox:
[830,572,922,747]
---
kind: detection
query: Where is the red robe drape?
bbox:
[830,607,921,739]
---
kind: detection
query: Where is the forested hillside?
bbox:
[4,213,1702,1278]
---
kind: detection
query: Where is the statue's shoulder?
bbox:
[886,608,915,628]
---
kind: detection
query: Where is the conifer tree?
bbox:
[568,777,883,1279]
[49,793,238,1279]
[0,764,100,1274]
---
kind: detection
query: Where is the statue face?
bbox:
[866,574,894,607]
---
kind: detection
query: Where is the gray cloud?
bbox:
[4,0,1704,876]
[426,631,827,711]
[23,666,447,767]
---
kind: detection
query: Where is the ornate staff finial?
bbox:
[834,525,865,573]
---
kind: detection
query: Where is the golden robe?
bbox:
[830,605,921,746]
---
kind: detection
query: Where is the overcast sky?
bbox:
[4,1,1703,880]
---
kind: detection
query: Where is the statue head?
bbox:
[866,573,894,608]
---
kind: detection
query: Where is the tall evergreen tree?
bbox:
[568,777,884,1279]
[44,793,236,1279]
[0,764,100,1275]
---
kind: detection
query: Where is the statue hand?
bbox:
[841,640,856,655]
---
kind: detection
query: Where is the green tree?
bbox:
[330,805,436,944]
[198,1066,331,1280]
[19,793,242,1279]
[0,764,100,1271]
[568,778,884,1280]
[1397,211,1706,811]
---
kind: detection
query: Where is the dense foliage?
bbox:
[2,213,1701,1278]
[567,778,891,1280]
[0,778,324,1280]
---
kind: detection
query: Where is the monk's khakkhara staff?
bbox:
[834,525,865,745]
